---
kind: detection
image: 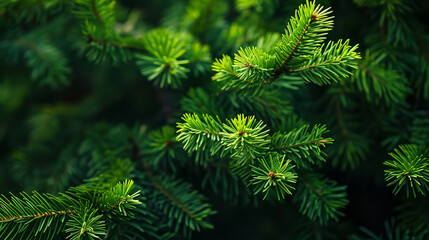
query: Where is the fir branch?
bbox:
[142,126,188,172]
[0,192,75,240]
[142,160,216,238]
[0,181,141,240]
[294,174,349,225]
[212,54,243,93]
[73,0,116,29]
[276,16,309,72]
[89,0,104,25]
[212,0,357,96]
[176,113,224,156]
[384,144,429,197]
[351,50,411,106]
[1,34,71,88]
[177,114,270,164]
[273,0,334,70]
[255,97,278,113]
[96,180,141,218]
[135,28,190,88]
[292,40,360,85]
[250,154,297,200]
[326,93,370,170]
[222,114,270,162]
[65,209,106,240]
[270,124,333,168]
[142,161,197,222]
[81,22,138,63]
[133,131,216,238]
[233,46,275,85]
[271,139,328,151]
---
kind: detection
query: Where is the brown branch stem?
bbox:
[0,210,76,222]
[90,0,104,25]
[266,19,312,84]
[271,139,324,151]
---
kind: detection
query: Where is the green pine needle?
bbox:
[384,144,429,197]
[251,154,297,200]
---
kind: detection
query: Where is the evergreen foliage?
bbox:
[384,145,429,197]
[294,173,348,225]
[1,0,428,239]
[0,180,140,240]
[136,29,189,88]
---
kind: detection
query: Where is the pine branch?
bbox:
[211,0,358,96]
[222,114,270,162]
[0,191,75,240]
[274,14,310,72]
[143,126,186,172]
[351,50,411,106]
[212,54,243,92]
[291,40,360,85]
[142,160,216,238]
[83,158,136,192]
[325,93,370,170]
[65,209,106,240]
[176,113,224,156]
[73,0,116,29]
[0,33,71,88]
[129,131,217,239]
[294,174,349,225]
[135,28,190,88]
[74,0,146,64]
[143,162,198,223]
[384,144,429,197]
[81,22,138,63]
[96,180,141,218]
[89,0,104,25]
[233,47,275,86]
[273,0,334,71]
[251,154,297,200]
[177,114,337,203]
[270,124,333,168]
[0,181,141,240]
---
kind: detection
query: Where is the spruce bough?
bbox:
[1,0,428,239]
